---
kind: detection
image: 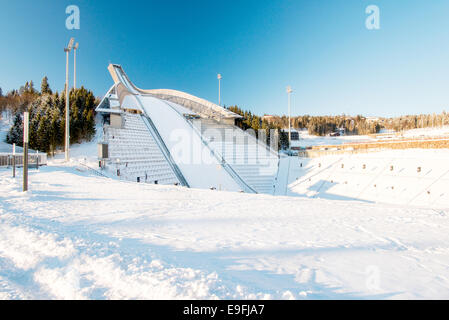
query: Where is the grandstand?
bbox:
[104,112,181,185]
[277,150,449,208]
[95,64,279,194]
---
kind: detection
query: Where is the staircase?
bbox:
[105,112,181,185]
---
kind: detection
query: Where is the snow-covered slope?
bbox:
[292,130,374,148]
[1,161,449,299]
[401,125,449,138]
[138,96,242,191]
[277,149,449,209]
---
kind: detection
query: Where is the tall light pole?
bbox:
[73,42,79,89]
[64,37,74,162]
[217,73,222,106]
[286,85,293,149]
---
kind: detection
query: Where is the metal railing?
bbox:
[140,115,189,187]
[77,161,111,178]
[0,153,47,168]
[158,100,257,194]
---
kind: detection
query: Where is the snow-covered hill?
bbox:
[401,125,449,138]
[1,160,449,299]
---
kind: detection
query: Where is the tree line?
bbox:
[227,105,289,149]
[227,108,449,137]
[270,115,382,136]
[0,77,97,155]
[380,112,449,132]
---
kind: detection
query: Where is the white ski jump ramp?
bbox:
[96,64,279,193]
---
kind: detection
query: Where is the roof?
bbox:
[105,64,242,121]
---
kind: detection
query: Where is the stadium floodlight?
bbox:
[217,74,222,106]
[73,42,79,89]
[64,37,75,162]
[286,86,293,150]
[67,37,75,50]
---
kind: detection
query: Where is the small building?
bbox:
[281,128,303,150]
[262,115,276,123]
[330,127,346,136]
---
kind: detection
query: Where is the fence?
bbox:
[0,153,47,168]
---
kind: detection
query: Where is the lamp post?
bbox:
[73,42,79,89]
[217,73,222,106]
[286,85,293,149]
[64,37,74,162]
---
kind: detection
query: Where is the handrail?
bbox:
[77,161,111,179]
[0,153,47,167]
[140,115,190,188]
[158,100,257,194]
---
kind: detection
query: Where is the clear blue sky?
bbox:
[1,0,449,117]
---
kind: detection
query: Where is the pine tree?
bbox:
[48,107,62,155]
[41,76,52,95]
[6,113,23,145]
[29,80,35,94]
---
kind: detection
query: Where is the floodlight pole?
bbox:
[64,37,74,162]
[65,47,70,162]
[23,112,29,192]
[217,73,222,106]
[286,86,293,149]
[73,43,79,89]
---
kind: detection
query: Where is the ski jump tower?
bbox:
[96,64,279,194]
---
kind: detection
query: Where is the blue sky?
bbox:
[1,0,449,117]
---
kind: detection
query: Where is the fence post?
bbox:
[12,143,16,177]
[23,112,29,192]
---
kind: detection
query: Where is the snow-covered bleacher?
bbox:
[105,112,180,185]
[195,119,279,194]
[284,151,449,208]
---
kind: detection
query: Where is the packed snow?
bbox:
[292,130,374,148]
[1,154,449,299]
[2,115,449,299]
[400,125,449,138]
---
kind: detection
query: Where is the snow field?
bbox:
[1,161,449,299]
